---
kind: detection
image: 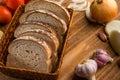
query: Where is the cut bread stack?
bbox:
[7,0,70,73]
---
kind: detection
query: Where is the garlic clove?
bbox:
[75,64,89,77]
[96,54,110,63]
[88,59,98,72]
[95,59,106,67]
[97,32,108,42]
[95,49,107,54]
[93,49,114,67]
[75,64,83,76]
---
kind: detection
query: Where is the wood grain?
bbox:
[58,0,120,80]
[0,0,120,80]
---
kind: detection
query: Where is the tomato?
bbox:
[0,5,12,24]
[2,0,25,13]
[25,0,31,4]
[1,0,8,3]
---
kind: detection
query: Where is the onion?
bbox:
[90,0,118,23]
[85,5,96,22]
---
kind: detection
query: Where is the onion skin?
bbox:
[90,0,118,23]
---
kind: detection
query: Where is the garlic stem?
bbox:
[88,75,96,80]
[109,57,114,62]
[97,0,103,3]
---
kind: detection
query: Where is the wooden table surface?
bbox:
[0,0,120,80]
[58,0,120,80]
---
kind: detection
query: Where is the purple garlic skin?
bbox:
[95,49,107,54]
[93,49,113,67]
[75,59,97,80]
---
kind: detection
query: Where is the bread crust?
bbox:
[8,36,53,72]
[18,30,59,52]
[25,0,70,25]
[14,22,62,51]
[19,10,67,35]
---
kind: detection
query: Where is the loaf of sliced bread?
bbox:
[19,10,67,35]
[7,36,53,72]
[25,0,70,25]
[7,0,70,73]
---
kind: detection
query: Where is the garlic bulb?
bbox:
[93,49,113,67]
[75,59,97,80]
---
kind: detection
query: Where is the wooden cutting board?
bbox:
[0,0,120,80]
[58,0,120,80]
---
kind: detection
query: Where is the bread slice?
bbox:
[18,30,59,52]
[19,10,67,35]
[14,22,61,51]
[14,22,62,41]
[7,36,53,72]
[25,0,70,25]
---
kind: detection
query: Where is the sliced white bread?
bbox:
[25,0,70,25]
[7,36,53,72]
[19,10,67,35]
